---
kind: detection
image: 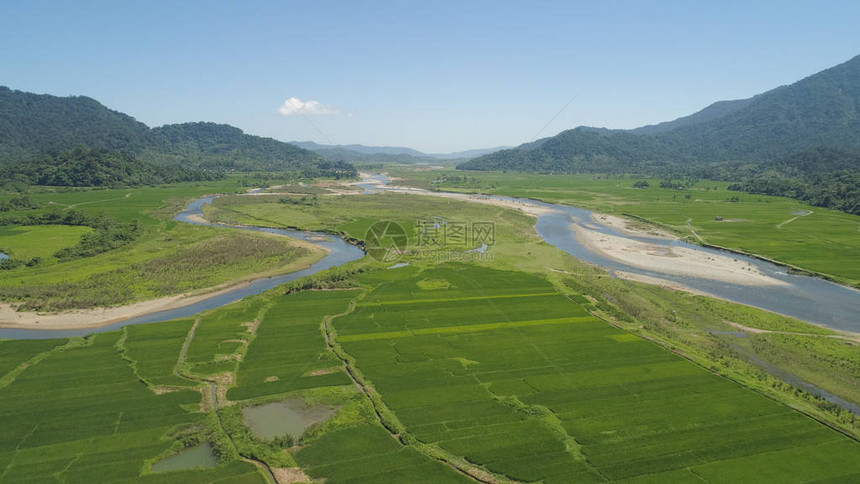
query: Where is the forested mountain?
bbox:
[461,55,860,172]
[0,87,150,160]
[0,87,353,177]
[146,122,355,175]
[6,147,222,187]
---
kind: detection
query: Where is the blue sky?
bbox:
[2,1,859,152]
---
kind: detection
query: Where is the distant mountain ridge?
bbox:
[461,55,860,172]
[0,87,353,176]
[292,141,510,163]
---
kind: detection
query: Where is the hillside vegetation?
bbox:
[460,55,860,214]
[0,87,355,178]
[462,55,860,171]
[4,147,222,188]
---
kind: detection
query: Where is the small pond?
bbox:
[243,398,338,440]
[151,442,218,472]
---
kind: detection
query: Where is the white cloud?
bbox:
[278,97,339,116]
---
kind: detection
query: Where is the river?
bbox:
[1,176,857,414]
[3,176,859,335]
[0,195,364,340]
[365,177,859,335]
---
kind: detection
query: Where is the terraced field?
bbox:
[333,264,860,482]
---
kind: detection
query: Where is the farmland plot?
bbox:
[333,264,860,482]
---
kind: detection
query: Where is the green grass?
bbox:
[0,230,322,311]
[296,425,473,483]
[0,225,93,260]
[330,264,860,482]
[0,179,330,311]
[10,178,250,226]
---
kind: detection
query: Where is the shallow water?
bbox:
[533,205,860,334]
[242,399,338,440]
[150,442,218,472]
[737,349,860,416]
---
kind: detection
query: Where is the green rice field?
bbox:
[332,264,860,482]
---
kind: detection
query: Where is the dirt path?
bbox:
[686,218,705,243]
[776,210,812,229]
[725,321,860,343]
[65,192,133,209]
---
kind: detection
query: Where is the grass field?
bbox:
[0,225,93,260]
[333,264,860,482]
[396,169,860,286]
[0,181,327,311]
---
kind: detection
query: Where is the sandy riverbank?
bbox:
[356,172,558,217]
[0,281,254,331]
[358,173,791,287]
[590,213,673,239]
[0,217,330,331]
[572,223,788,286]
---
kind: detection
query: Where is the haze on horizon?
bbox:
[2,0,859,153]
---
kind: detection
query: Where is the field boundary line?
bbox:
[460,276,607,481]
[324,290,522,484]
[776,210,811,229]
[0,423,39,481]
[338,316,593,342]
[357,292,560,307]
[0,337,89,391]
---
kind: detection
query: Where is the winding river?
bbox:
[0,195,364,340]
[1,175,858,413]
[367,180,859,335]
[3,175,859,336]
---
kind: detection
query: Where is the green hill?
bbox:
[0,87,354,177]
[461,55,860,173]
[0,87,150,160]
[147,122,354,175]
[6,147,223,187]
